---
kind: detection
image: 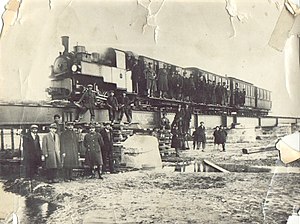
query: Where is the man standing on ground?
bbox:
[100,122,115,174]
[219,125,228,152]
[83,124,104,179]
[60,122,79,181]
[195,122,206,151]
[42,123,61,183]
[22,124,42,180]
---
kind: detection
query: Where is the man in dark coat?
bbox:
[171,104,184,133]
[77,84,97,122]
[83,124,104,179]
[213,126,222,150]
[182,71,190,101]
[174,71,183,100]
[215,82,223,105]
[106,91,118,123]
[212,81,217,105]
[157,64,169,98]
[42,123,61,183]
[171,125,183,157]
[160,112,170,130]
[221,82,227,105]
[144,62,157,97]
[22,124,42,179]
[195,122,206,151]
[168,70,176,99]
[182,104,192,134]
[131,60,141,93]
[118,92,132,123]
[197,75,206,103]
[100,122,115,173]
[60,122,79,181]
[219,125,228,152]
[206,80,213,104]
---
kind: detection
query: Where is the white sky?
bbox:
[0,0,300,116]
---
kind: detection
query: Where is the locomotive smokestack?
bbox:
[61,36,69,54]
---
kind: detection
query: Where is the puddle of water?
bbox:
[0,182,58,224]
[163,161,222,173]
[163,161,280,173]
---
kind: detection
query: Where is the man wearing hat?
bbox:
[42,123,61,183]
[22,124,42,179]
[60,122,79,181]
[100,122,115,173]
[157,63,169,98]
[143,62,157,97]
[106,91,118,123]
[194,121,206,151]
[118,92,132,124]
[76,84,97,122]
[83,123,105,179]
[160,111,170,130]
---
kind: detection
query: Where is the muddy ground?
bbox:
[3,138,300,224]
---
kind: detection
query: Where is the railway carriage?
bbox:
[255,87,272,114]
[228,77,255,108]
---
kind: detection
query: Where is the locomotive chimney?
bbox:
[61,36,69,54]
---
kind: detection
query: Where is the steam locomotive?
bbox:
[47,36,271,116]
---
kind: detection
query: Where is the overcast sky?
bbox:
[0,0,299,116]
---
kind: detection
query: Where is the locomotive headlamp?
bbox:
[71,64,81,72]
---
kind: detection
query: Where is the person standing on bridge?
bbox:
[76,84,97,122]
[118,92,132,124]
[144,62,157,97]
[106,91,118,123]
[157,63,169,98]
[22,124,42,180]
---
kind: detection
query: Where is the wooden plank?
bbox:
[203,159,230,173]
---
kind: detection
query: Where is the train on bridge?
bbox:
[47,36,272,117]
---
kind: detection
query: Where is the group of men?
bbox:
[158,104,228,156]
[129,57,247,107]
[76,84,132,123]
[169,104,192,156]
[22,114,115,183]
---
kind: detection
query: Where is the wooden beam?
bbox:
[203,159,230,173]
